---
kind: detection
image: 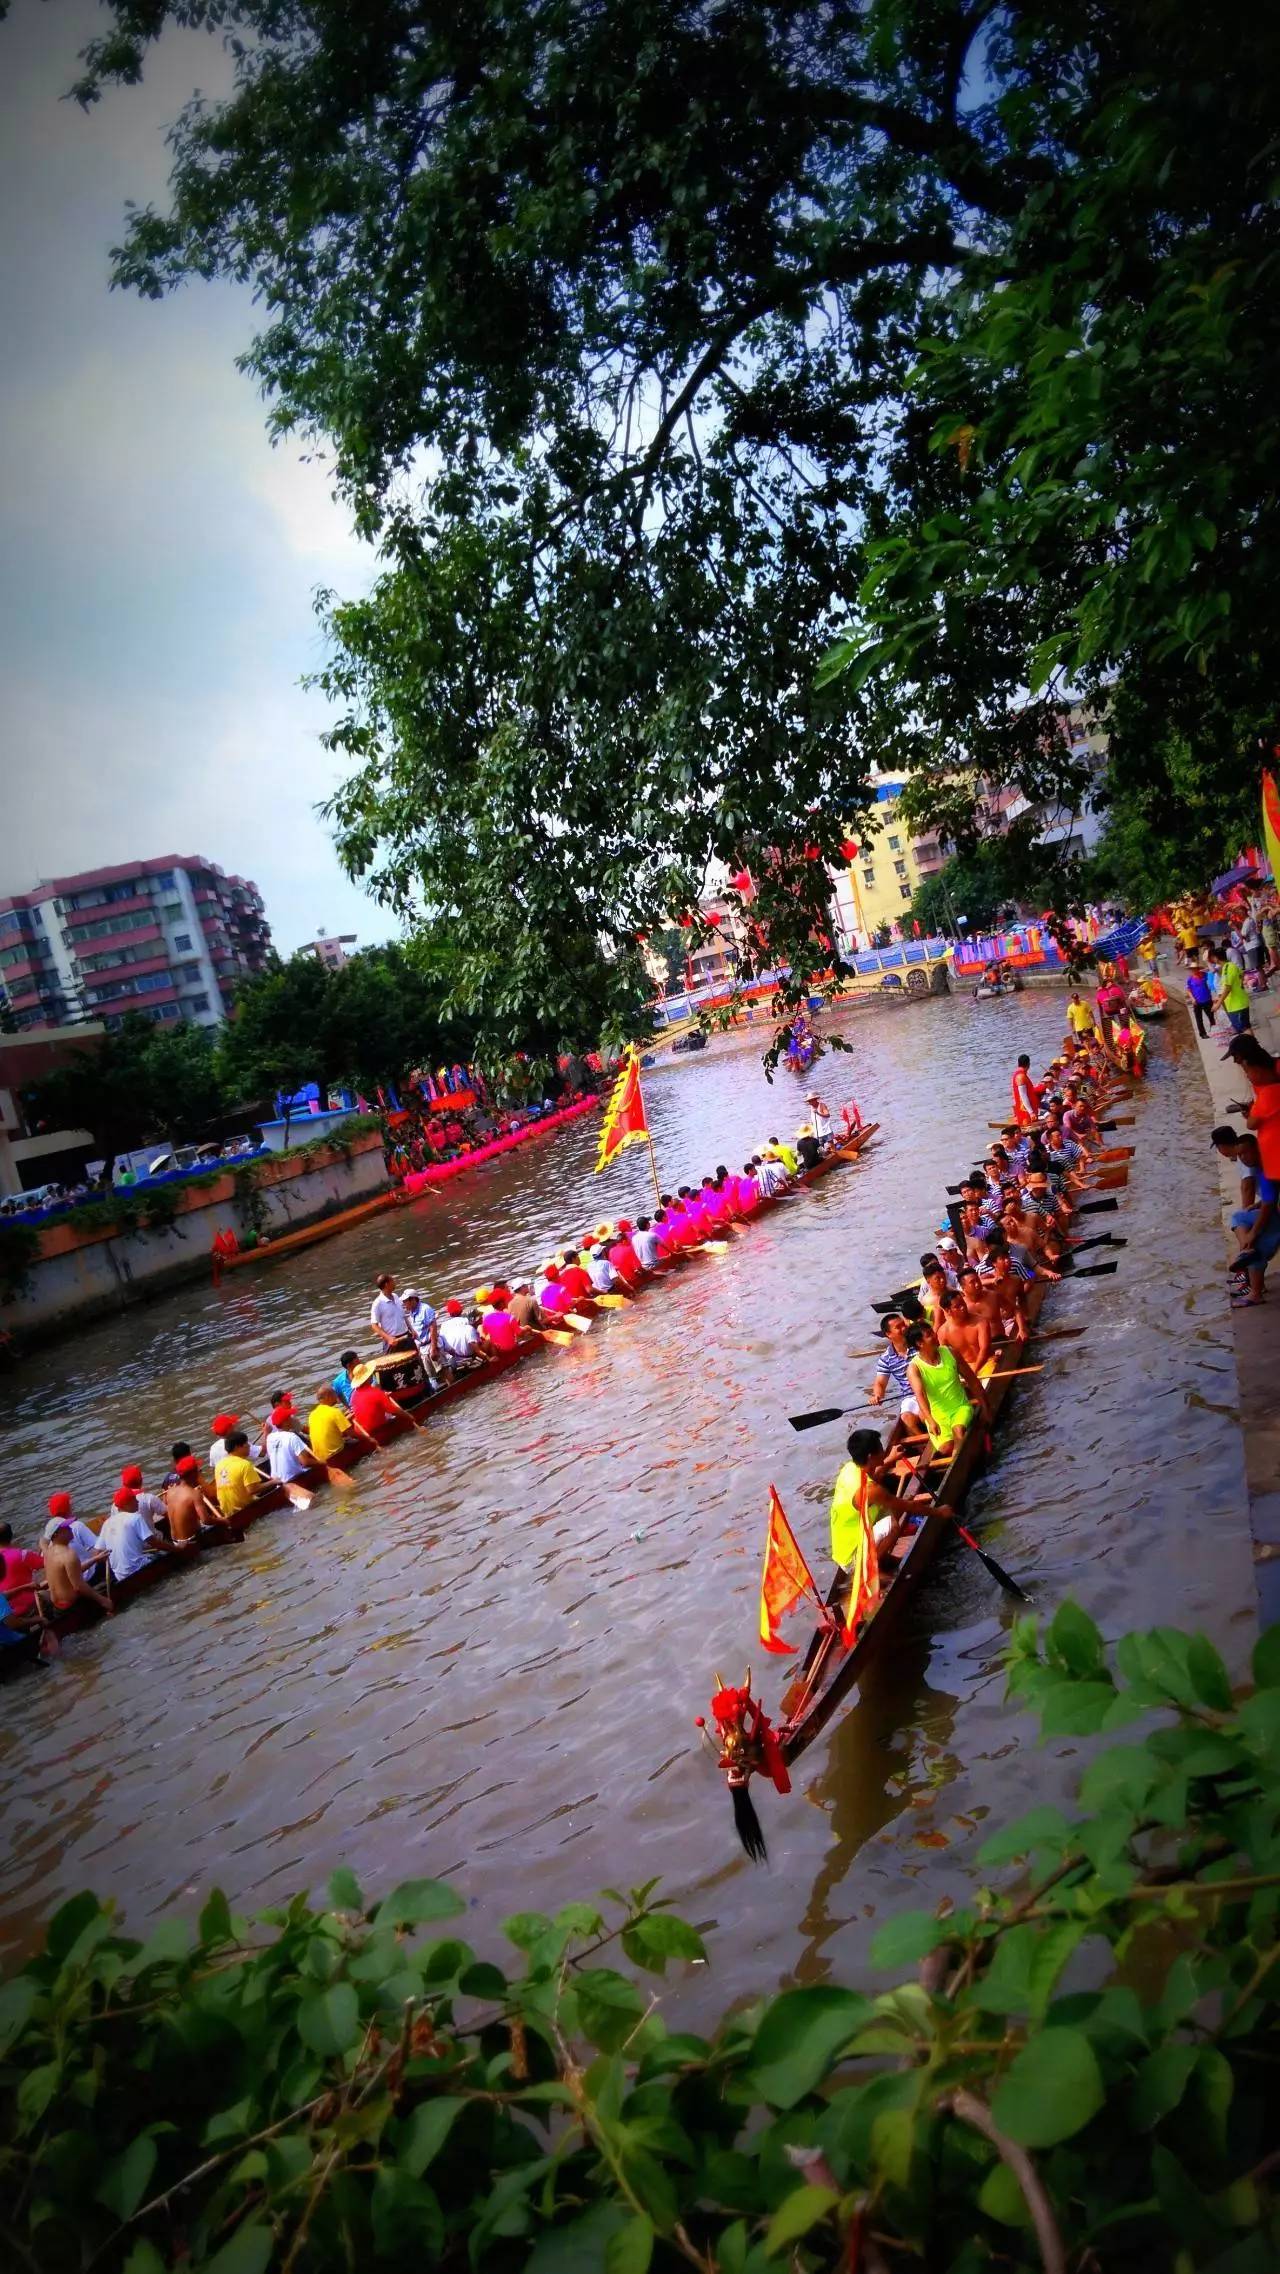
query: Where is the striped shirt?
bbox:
[877,1346,914,1397]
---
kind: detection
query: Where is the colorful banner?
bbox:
[759,1488,821,1655]
[595,1050,651,1174]
[1263,770,1280,891]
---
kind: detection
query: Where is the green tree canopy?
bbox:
[43,0,1280,1040]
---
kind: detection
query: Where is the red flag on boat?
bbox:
[595,1049,650,1174]
[759,1488,821,1655]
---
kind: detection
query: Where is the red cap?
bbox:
[445,1298,462,1316]
[270,1403,293,1429]
[176,1455,200,1478]
[47,1491,72,1520]
[616,1219,633,1235]
[212,1411,237,1436]
[120,1465,144,1490]
[544,1264,560,1282]
[112,1488,137,1511]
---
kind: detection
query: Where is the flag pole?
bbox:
[647,1132,663,1208]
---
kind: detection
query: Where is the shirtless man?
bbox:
[41,1521,114,1617]
[982,1247,1031,1342]
[165,1454,224,1544]
[938,1286,993,1373]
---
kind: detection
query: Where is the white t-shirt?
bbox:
[437,1315,479,1362]
[587,1253,617,1290]
[99,1507,158,1582]
[136,1489,168,1529]
[67,1518,105,1568]
[632,1228,661,1269]
[370,1291,409,1340]
[266,1427,313,1482]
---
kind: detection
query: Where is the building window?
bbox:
[900,884,913,901]
[888,834,901,851]
[151,871,176,889]
[894,859,908,877]
[157,1003,180,1020]
[187,993,210,1013]
[173,933,192,952]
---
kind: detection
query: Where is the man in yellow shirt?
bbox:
[307,1384,379,1465]
[214,1429,266,1518]
[1066,990,1095,1038]
[1210,944,1252,1035]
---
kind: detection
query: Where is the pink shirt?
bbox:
[483,1308,521,1351]
[541,1282,575,1314]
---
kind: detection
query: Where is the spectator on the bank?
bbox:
[1209,943,1253,1035]
[1212,1125,1280,1308]
[1186,962,1214,1039]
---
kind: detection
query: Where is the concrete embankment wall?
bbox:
[1,1134,391,1344]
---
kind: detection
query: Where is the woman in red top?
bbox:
[557,1250,595,1301]
[350,1375,428,1437]
[1225,1036,1280,1181]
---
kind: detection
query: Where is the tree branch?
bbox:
[942,2089,1066,2274]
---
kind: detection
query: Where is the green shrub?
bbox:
[2,1611,1277,2270]
[0,1218,40,1300]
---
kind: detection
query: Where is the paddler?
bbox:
[536,1265,578,1318]
[557,1249,595,1303]
[869,1314,929,1448]
[1011,1055,1044,1128]
[608,1221,643,1287]
[41,1492,107,1582]
[765,1133,799,1177]
[795,1124,822,1173]
[508,1279,550,1331]
[214,1428,270,1519]
[631,1216,667,1268]
[99,1486,175,1583]
[436,1295,487,1362]
[831,1429,951,1602]
[906,1320,989,1453]
[40,1520,115,1618]
[264,1401,319,1508]
[938,1286,993,1373]
[349,1366,430,1436]
[586,1242,619,1292]
[0,1525,46,1621]
[164,1455,225,1543]
[480,1289,523,1351]
[308,1383,381,1463]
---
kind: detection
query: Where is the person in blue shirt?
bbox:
[332,1349,361,1407]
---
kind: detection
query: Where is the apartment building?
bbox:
[0,857,273,1032]
[829,778,931,948]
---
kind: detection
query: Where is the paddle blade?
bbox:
[789,1406,848,1432]
[1076,1197,1119,1215]
[956,1522,1030,1601]
[1070,1259,1120,1279]
[732,1783,768,1864]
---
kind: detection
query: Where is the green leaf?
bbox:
[398,2095,465,2176]
[376,1878,465,1927]
[1080,1745,1160,1815]
[1130,2043,1199,2130]
[974,1925,1037,2016]
[606,2212,655,2274]
[575,1968,646,2053]
[1036,1679,1117,1736]
[371,2166,444,2257]
[96,2135,158,2222]
[17,2061,60,2131]
[1047,1599,1106,1676]
[978,2162,1032,2226]
[870,2106,915,2189]
[202,2223,275,2274]
[45,1891,101,1962]
[0,1976,37,2056]
[764,2184,839,2255]
[991,2027,1105,2147]
[198,1887,232,1945]
[977,1807,1072,1867]
[1250,1623,1280,1689]
[1029,1921,1090,2021]
[868,1911,948,1969]
[132,1918,191,1972]
[328,1866,364,1912]
[458,1961,508,2000]
[504,1910,553,1951]
[620,1912,706,1973]
[122,2243,167,2274]
[748,1987,871,2108]
[1185,1634,1234,1712]
[296,1981,360,2056]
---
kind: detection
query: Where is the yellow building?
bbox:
[829,784,927,948]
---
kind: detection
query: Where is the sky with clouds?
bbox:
[0,0,393,955]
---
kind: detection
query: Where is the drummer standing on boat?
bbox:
[370,1273,414,1353]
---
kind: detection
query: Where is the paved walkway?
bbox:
[1172,966,1280,1623]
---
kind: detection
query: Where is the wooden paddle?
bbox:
[590,1291,631,1307]
[563,1311,597,1332]
[535,1325,579,1348]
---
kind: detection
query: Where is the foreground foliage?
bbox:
[3,1610,1278,2271]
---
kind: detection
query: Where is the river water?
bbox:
[0,991,1257,2011]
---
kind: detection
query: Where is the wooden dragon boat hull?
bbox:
[778,1279,1049,1765]
[10,1129,881,1676]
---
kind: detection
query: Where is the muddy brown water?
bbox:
[0,993,1255,2014]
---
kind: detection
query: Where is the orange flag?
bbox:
[759,1488,822,1655]
[595,1049,650,1173]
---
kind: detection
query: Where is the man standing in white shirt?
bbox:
[370,1272,413,1351]
[99,1488,172,1583]
[264,1402,317,1508]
